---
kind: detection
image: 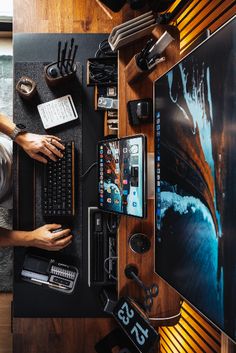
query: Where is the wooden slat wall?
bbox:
[159,1,236,352]
[160,302,221,353]
[169,0,236,54]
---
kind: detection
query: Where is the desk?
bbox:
[13,29,180,352]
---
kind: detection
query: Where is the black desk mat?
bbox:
[13,33,108,317]
[14,61,83,255]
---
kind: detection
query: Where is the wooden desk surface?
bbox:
[118,25,181,326]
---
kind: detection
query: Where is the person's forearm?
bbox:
[0,113,16,138]
[0,227,31,247]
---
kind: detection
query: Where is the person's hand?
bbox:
[26,224,73,251]
[15,133,65,163]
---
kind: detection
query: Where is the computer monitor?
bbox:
[98,135,146,218]
[154,15,236,342]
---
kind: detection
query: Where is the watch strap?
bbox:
[9,124,27,141]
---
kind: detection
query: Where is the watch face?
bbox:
[16,123,26,130]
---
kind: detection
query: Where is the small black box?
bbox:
[127,98,153,126]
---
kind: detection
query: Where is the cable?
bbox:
[95,39,117,58]
[149,312,181,321]
[104,256,118,281]
[80,162,98,179]
[89,61,117,85]
[106,214,120,234]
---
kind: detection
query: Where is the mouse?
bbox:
[51,226,72,238]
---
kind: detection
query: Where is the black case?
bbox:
[21,253,79,294]
[127,99,153,126]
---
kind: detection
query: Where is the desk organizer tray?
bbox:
[21,254,79,294]
[87,57,117,86]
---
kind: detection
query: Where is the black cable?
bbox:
[95,39,117,58]
[80,162,98,179]
[106,214,121,234]
[104,256,118,281]
[89,61,117,84]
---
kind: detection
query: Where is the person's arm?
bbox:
[0,112,65,164]
[0,112,16,137]
[0,224,73,251]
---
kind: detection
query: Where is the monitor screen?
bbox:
[154,16,236,342]
[98,135,146,218]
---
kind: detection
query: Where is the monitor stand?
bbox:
[147,152,154,200]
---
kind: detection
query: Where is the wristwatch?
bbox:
[9,123,27,141]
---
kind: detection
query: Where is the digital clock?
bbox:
[113,297,159,353]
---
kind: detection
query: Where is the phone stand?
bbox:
[44,60,77,87]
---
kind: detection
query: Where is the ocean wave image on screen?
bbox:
[155,17,236,342]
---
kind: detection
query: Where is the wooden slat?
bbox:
[176,320,215,353]
[160,327,188,353]
[182,302,221,343]
[180,314,219,353]
[180,29,210,56]
[168,0,200,24]
[160,328,182,353]
[172,0,202,27]
[176,0,203,26]
[179,0,232,37]
[169,325,202,353]
[160,302,221,353]
[180,0,236,50]
[160,343,168,353]
[177,0,212,32]
[161,337,176,353]
[209,7,236,33]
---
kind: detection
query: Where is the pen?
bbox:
[57,41,61,69]
[30,277,68,290]
[66,37,75,71]
[70,44,78,71]
[63,41,68,72]
[61,48,66,74]
[70,37,74,50]
[64,41,68,60]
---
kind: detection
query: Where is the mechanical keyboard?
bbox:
[42,141,75,219]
